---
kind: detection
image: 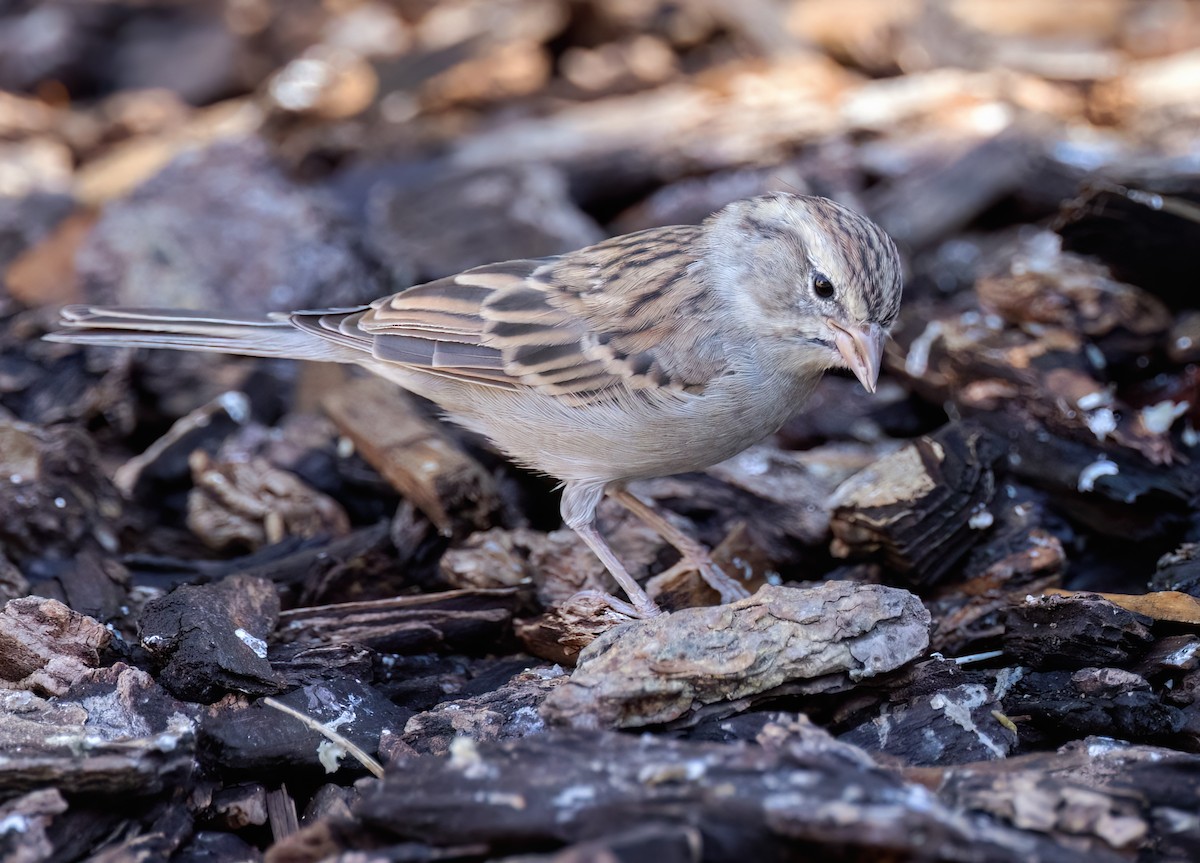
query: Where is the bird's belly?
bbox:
[448,374,818,483]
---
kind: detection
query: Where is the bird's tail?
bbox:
[47,305,359,363]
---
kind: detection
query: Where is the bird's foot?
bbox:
[687,555,752,604]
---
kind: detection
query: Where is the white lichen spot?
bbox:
[0,814,27,835]
[1140,400,1189,435]
[1078,458,1119,492]
[449,735,497,780]
[968,507,994,530]
[930,685,1006,759]
[234,628,268,659]
[1085,408,1117,441]
[317,739,347,773]
[904,321,943,378]
[1076,389,1111,411]
[218,391,251,423]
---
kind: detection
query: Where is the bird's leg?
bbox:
[607,487,751,603]
[562,482,663,619]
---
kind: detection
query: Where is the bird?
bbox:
[50,193,903,618]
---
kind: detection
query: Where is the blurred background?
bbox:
[2,0,1199,316]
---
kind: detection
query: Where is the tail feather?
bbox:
[47,305,366,363]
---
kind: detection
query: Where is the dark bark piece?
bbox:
[927,488,1068,656]
[542,582,930,730]
[365,164,603,285]
[276,588,519,654]
[0,551,29,603]
[0,663,195,798]
[269,641,376,688]
[976,239,1171,341]
[357,730,1115,863]
[76,138,384,312]
[139,573,284,703]
[1003,593,1155,671]
[322,376,499,539]
[867,129,1038,251]
[113,390,251,501]
[0,417,131,566]
[935,738,1200,860]
[840,682,1018,766]
[1007,668,1187,749]
[1056,180,1200,311]
[199,676,409,774]
[177,831,264,863]
[402,666,567,755]
[0,789,66,863]
[0,596,111,695]
[498,824,702,863]
[829,422,1001,586]
[1152,543,1200,598]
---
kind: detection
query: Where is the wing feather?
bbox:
[301,225,728,404]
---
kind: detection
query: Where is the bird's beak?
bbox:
[826,319,885,394]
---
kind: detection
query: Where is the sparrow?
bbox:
[51,193,903,618]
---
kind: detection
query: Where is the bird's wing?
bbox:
[295,225,730,404]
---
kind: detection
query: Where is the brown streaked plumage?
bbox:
[49,193,903,618]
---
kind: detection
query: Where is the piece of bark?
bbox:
[0,417,129,565]
[0,596,111,695]
[0,552,29,603]
[442,497,673,609]
[1151,543,1200,597]
[76,137,383,312]
[1043,588,1200,625]
[139,573,284,703]
[515,591,637,666]
[1056,181,1200,312]
[499,824,702,863]
[0,663,195,798]
[976,238,1171,342]
[177,831,263,863]
[113,390,251,499]
[840,682,1018,766]
[268,641,376,688]
[365,164,603,285]
[275,588,519,654]
[934,738,1200,859]
[198,677,408,775]
[205,783,269,831]
[1004,593,1155,671]
[402,666,567,755]
[322,376,499,538]
[187,450,351,552]
[0,789,67,863]
[356,730,1115,863]
[541,581,930,729]
[829,422,1001,586]
[866,129,1038,251]
[927,489,1067,656]
[1007,668,1186,750]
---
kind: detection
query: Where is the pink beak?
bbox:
[826,320,885,393]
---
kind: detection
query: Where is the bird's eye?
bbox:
[812,274,835,299]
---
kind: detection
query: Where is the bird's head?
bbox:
[703,193,903,393]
